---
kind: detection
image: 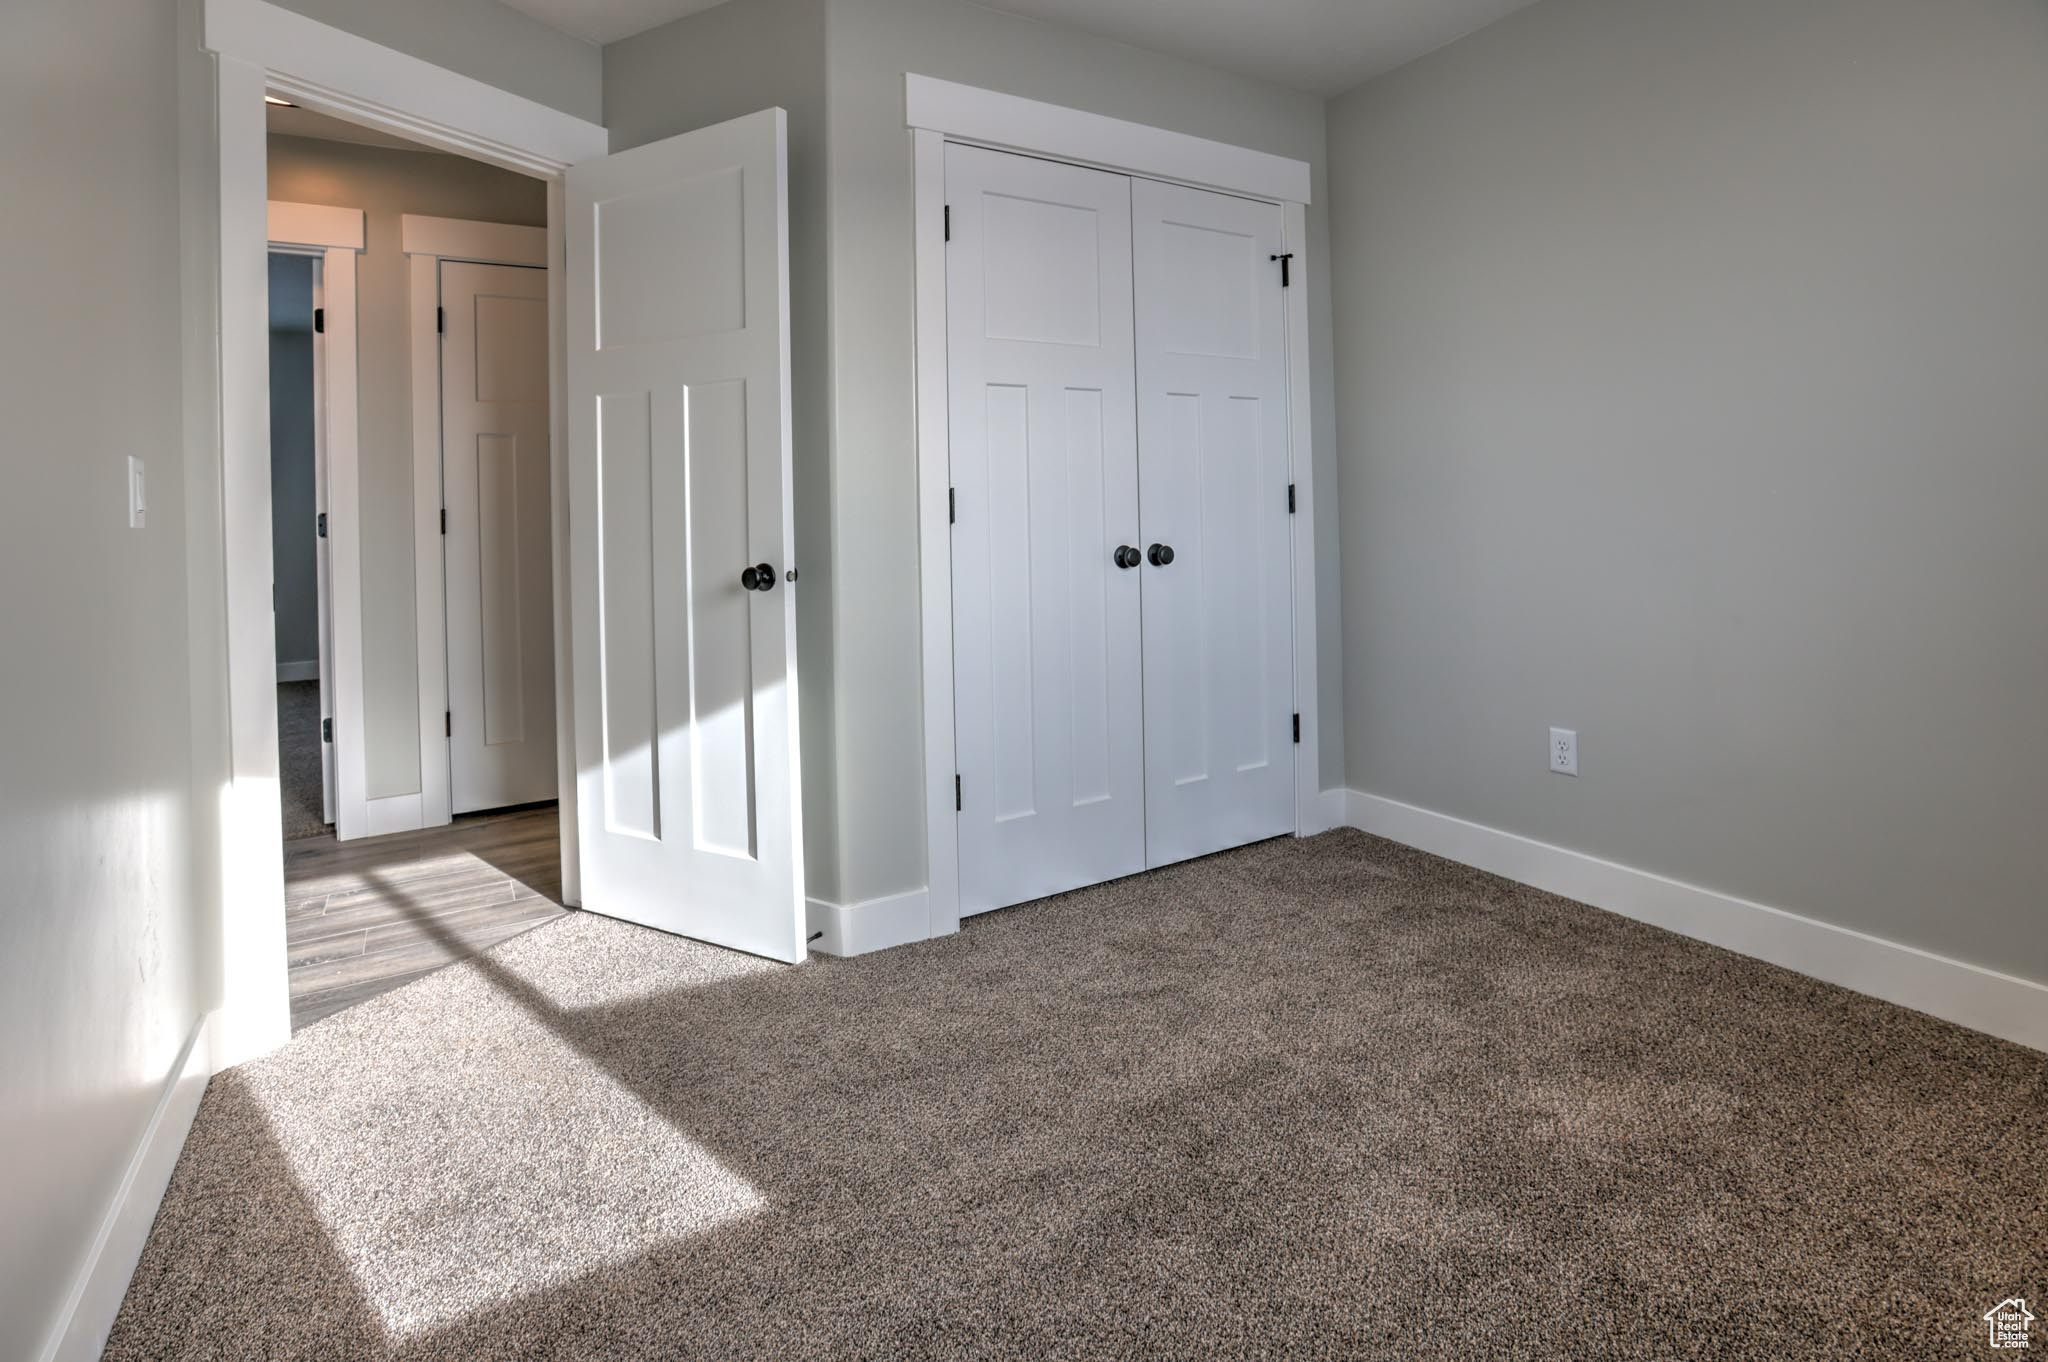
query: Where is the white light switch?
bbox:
[127,456,146,529]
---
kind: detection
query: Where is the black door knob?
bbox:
[1113,545,1141,570]
[1147,543,1175,567]
[740,562,777,592]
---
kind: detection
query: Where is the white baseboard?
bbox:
[1342,790,2048,1054]
[1300,787,1348,837]
[275,660,319,683]
[807,888,933,957]
[39,1010,215,1362]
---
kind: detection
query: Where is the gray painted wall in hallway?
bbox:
[1327,0,2048,982]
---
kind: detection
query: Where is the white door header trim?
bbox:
[903,73,1312,206]
[203,0,607,176]
[401,215,547,267]
[267,201,364,252]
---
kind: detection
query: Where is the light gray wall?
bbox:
[269,0,602,124]
[604,0,841,899]
[822,0,1343,904]
[1328,0,2048,982]
[268,135,545,801]
[269,255,319,674]
[0,1,212,1355]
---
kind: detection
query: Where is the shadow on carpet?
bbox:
[107,830,2047,1360]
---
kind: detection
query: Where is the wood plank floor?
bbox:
[283,804,568,1031]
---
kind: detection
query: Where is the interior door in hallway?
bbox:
[441,260,557,815]
[566,108,805,962]
[1132,177,1295,868]
[946,143,1146,916]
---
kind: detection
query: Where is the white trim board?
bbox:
[904,74,1311,205]
[266,200,362,252]
[36,1012,214,1362]
[401,214,546,266]
[204,0,605,177]
[807,889,933,958]
[1342,790,2048,1054]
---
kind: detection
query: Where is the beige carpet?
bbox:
[108,830,2045,1359]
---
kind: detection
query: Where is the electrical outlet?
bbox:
[1550,727,1578,776]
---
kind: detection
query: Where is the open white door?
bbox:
[565,108,804,962]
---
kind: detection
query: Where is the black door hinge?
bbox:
[436,305,445,334]
[440,508,447,535]
[944,205,951,242]
[445,711,453,738]
[1287,483,1296,514]
[1270,252,1294,287]
[954,774,962,811]
[317,511,327,538]
[949,487,956,524]
[313,307,324,334]
[322,717,333,743]
[1292,713,1301,744]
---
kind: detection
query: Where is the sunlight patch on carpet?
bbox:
[242,928,769,1338]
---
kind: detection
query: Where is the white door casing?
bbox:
[1133,178,1296,867]
[946,144,1146,916]
[565,107,805,962]
[440,260,558,815]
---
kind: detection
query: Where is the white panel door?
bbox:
[442,260,557,815]
[947,143,1145,916]
[566,108,804,961]
[1132,178,1295,868]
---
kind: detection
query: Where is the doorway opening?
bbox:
[265,99,567,1030]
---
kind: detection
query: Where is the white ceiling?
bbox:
[495,0,1540,94]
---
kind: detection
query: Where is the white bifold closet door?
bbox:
[950,145,1297,915]
[947,143,1146,917]
[1130,178,1295,868]
[441,259,557,815]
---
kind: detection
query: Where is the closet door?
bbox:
[1133,178,1295,868]
[947,143,1145,916]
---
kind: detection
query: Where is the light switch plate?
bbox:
[127,456,146,529]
